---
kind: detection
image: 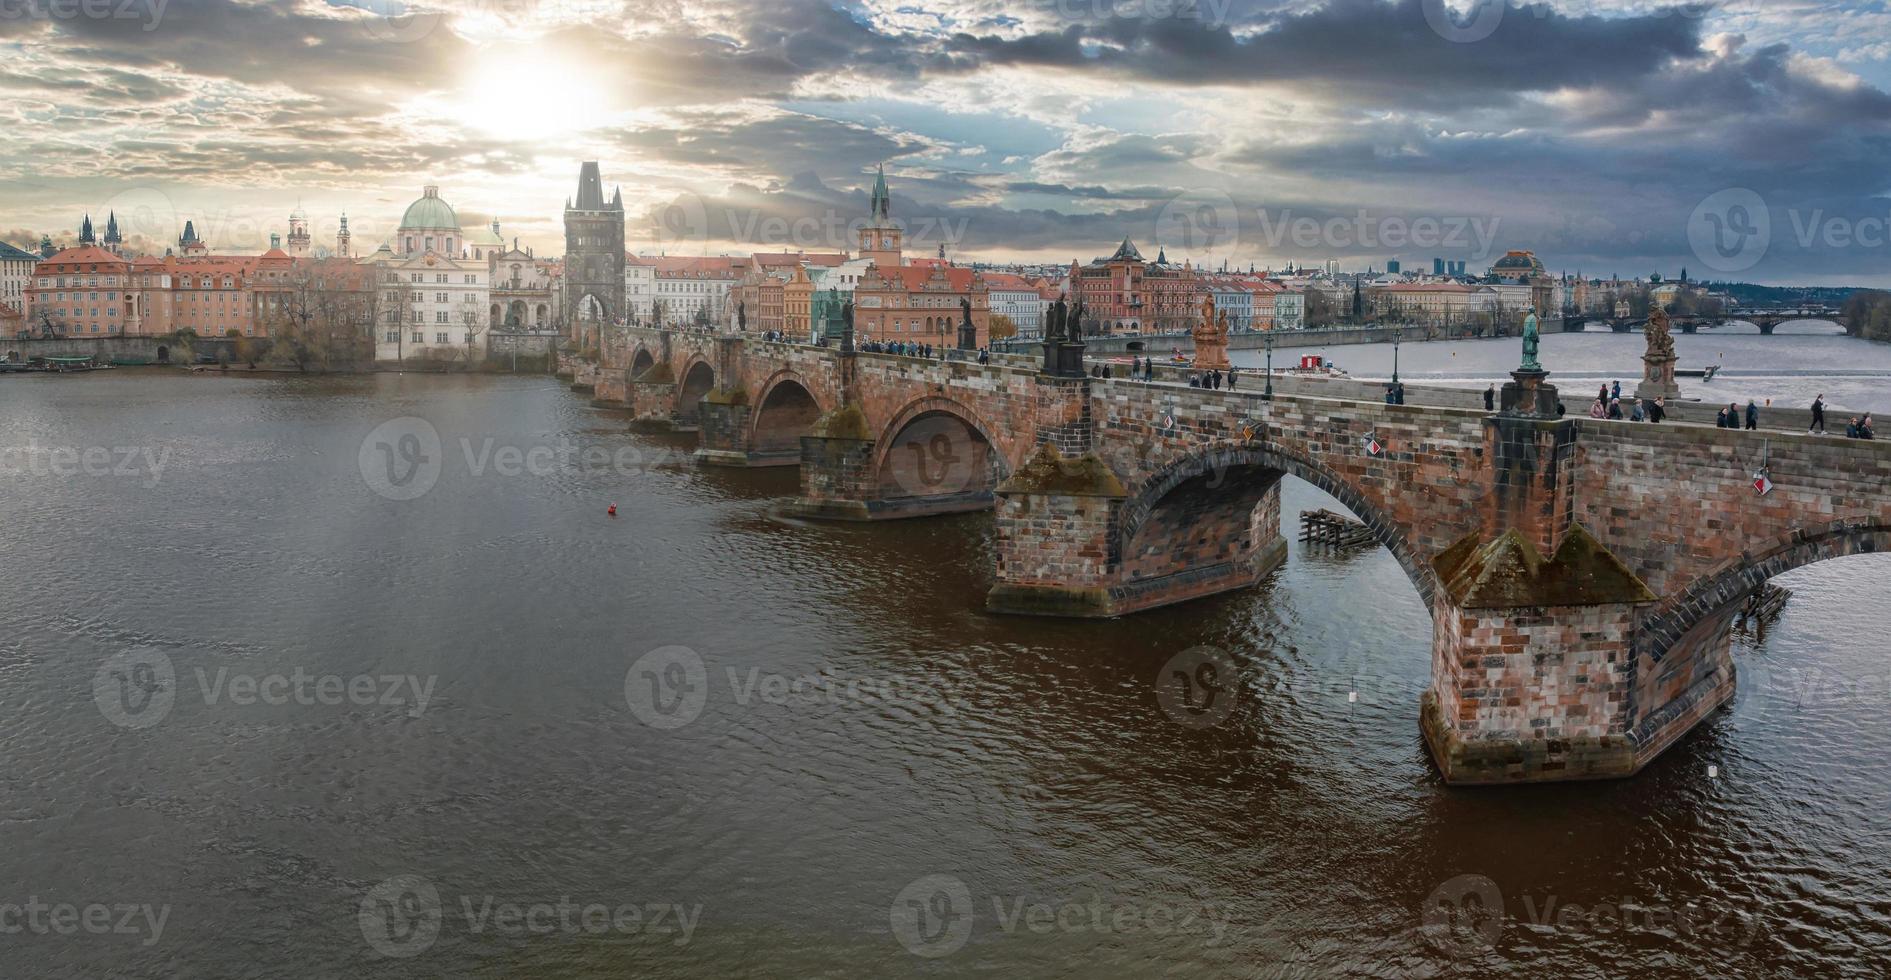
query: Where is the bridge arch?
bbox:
[1117,442,1436,608]
[630,347,655,378]
[750,369,825,461]
[869,396,1009,517]
[1638,521,1891,660]
[675,357,715,427]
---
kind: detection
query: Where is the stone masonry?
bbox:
[574,326,1891,784]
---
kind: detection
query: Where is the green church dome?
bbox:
[400,186,460,231]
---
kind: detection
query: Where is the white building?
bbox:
[625,255,656,319]
[650,256,738,326]
[0,240,39,313]
[1206,279,1254,331]
[981,272,1047,338]
[1274,288,1306,330]
[366,185,490,362]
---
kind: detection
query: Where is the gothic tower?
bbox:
[102,212,123,254]
[859,164,902,268]
[336,213,352,258]
[78,214,95,247]
[563,161,626,335]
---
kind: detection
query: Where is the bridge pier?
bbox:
[695,389,754,466]
[987,444,1287,616]
[1756,320,1779,335]
[628,366,677,430]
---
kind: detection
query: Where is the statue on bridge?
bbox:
[958,296,978,350]
[1645,305,1677,360]
[1520,308,1542,373]
[1191,294,1232,371]
[1637,304,1682,402]
[1046,294,1068,343]
[737,301,747,333]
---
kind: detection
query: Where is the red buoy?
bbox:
[607,504,617,517]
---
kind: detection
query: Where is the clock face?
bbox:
[881,236,892,248]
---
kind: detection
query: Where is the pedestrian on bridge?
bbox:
[1746,400,1759,431]
[1648,397,1667,423]
[1484,385,1496,412]
[1811,394,1828,434]
[1612,380,1622,403]
[1608,398,1624,420]
[1590,398,1608,420]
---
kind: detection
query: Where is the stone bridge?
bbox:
[569,326,1891,786]
[1601,309,1850,335]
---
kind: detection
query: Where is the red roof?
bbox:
[36,246,129,271]
[866,263,981,292]
[980,272,1035,291]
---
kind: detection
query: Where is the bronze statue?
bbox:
[960,296,973,331]
[1047,293,1068,342]
[737,301,747,332]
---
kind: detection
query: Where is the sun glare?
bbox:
[455,54,608,142]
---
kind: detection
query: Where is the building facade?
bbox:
[1068,240,1201,335]
[0,240,40,313]
[853,261,990,348]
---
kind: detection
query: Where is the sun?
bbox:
[454,53,608,142]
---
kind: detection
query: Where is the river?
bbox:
[1232,320,1891,417]
[0,364,1886,977]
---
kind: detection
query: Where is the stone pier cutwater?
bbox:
[577,325,1891,785]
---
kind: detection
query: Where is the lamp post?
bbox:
[1391,325,1403,384]
[1263,326,1275,400]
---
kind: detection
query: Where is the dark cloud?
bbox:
[941,0,1708,109]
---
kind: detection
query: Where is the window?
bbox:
[412,331,424,343]
[436,332,449,344]
[412,311,423,323]
[436,312,448,323]
[385,330,399,343]
[436,274,448,284]
[436,293,448,304]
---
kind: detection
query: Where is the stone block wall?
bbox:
[1424,597,1640,783]
[988,489,1123,616]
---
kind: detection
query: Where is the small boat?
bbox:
[1678,364,1721,381]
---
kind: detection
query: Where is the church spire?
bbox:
[871,164,891,221]
[79,214,95,245]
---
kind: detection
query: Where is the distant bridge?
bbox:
[563,327,1889,786]
[1596,307,1851,336]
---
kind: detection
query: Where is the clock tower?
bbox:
[859,164,903,268]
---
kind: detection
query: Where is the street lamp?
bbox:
[1263,326,1275,401]
[1391,326,1403,384]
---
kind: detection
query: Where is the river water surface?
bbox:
[1,352,1887,977]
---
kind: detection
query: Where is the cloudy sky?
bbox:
[2,0,1888,283]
